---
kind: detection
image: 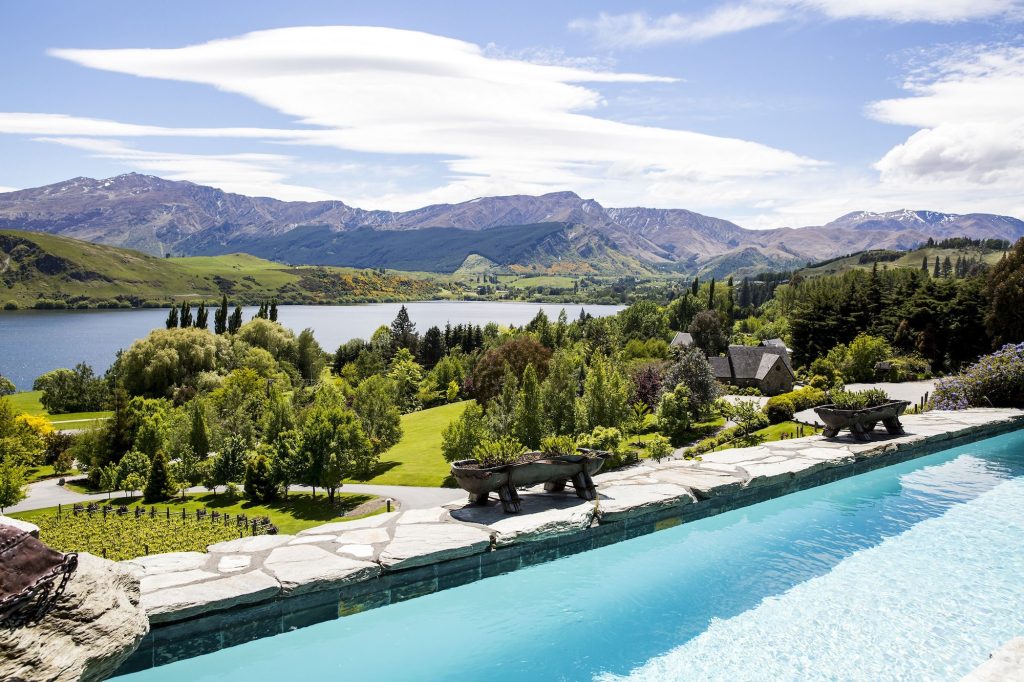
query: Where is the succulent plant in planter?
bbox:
[471,436,528,467]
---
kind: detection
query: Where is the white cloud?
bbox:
[869,45,1024,186]
[35,136,334,201]
[39,26,818,209]
[571,1,1022,47]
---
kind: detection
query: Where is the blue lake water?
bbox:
[0,301,622,389]
[123,429,1024,682]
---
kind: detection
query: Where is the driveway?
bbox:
[7,478,466,514]
[794,379,938,426]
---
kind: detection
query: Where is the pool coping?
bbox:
[114,408,1024,676]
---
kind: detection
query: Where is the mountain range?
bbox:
[1,173,1021,277]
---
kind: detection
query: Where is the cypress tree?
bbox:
[514,364,543,449]
[195,301,208,330]
[180,300,193,328]
[189,402,210,459]
[942,256,953,277]
[921,254,929,272]
[143,451,174,503]
[933,256,941,277]
[165,305,178,329]
[269,299,278,322]
[214,295,228,334]
[707,278,716,310]
[228,305,243,333]
[691,277,699,297]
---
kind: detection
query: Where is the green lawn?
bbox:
[6,390,112,426]
[711,421,821,451]
[25,464,80,484]
[11,490,382,537]
[506,275,577,289]
[348,400,472,487]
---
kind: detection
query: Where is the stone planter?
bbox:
[451,450,610,513]
[814,400,911,441]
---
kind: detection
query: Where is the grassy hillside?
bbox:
[0,229,440,308]
[800,246,1007,277]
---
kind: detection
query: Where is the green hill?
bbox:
[799,245,1007,277]
[0,229,440,309]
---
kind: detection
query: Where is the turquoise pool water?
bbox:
[124,430,1024,681]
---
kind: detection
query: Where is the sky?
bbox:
[0,0,1022,227]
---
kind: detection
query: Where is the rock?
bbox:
[450,495,596,546]
[217,554,251,573]
[123,551,207,575]
[298,512,399,535]
[394,508,448,525]
[0,552,148,682]
[142,570,280,624]
[0,515,39,537]
[651,466,745,499]
[337,544,375,559]
[597,483,696,522]
[207,535,292,554]
[962,637,1024,681]
[140,569,219,593]
[739,457,823,488]
[263,545,379,594]
[287,534,336,545]
[378,522,492,569]
[333,527,391,545]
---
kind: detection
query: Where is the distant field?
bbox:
[348,400,471,487]
[506,275,577,289]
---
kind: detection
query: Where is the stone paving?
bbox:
[114,408,1024,673]
[962,637,1024,681]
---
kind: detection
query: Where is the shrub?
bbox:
[472,436,526,467]
[657,383,692,446]
[540,435,577,456]
[244,453,278,502]
[764,396,795,424]
[789,386,826,411]
[827,388,890,410]
[932,343,1024,409]
[645,434,673,462]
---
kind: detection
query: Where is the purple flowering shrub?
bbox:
[932,343,1024,410]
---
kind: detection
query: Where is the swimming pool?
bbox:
[122,429,1024,681]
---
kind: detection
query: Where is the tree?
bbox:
[117,449,151,498]
[244,453,278,502]
[0,375,15,396]
[144,451,175,502]
[487,364,519,437]
[688,309,728,355]
[299,406,373,503]
[619,300,669,341]
[171,445,202,500]
[189,401,210,459]
[387,348,424,412]
[708,277,716,309]
[352,375,403,454]
[691,277,699,297]
[631,365,663,410]
[179,301,193,328]
[541,352,580,436]
[211,435,247,486]
[166,305,179,329]
[580,356,630,431]
[0,460,26,513]
[195,301,209,330]
[98,464,119,500]
[662,346,720,417]
[390,305,418,355]
[624,401,650,445]
[727,399,764,436]
[470,337,552,403]
[265,430,304,495]
[33,363,108,413]
[214,295,229,335]
[933,256,941,278]
[419,326,445,367]
[844,333,892,382]
[921,254,929,273]
[657,383,692,446]
[986,238,1024,347]
[513,364,543,449]
[228,304,243,334]
[441,403,487,462]
[133,416,164,458]
[296,328,326,384]
[264,393,296,444]
[269,299,279,322]
[646,434,673,462]
[118,328,226,397]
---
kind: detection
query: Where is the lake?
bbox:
[0,301,623,390]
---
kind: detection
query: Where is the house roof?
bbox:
[724,345,794,380]
[671,331,694,347]
[762,338,787,348]
[709,356,732,379]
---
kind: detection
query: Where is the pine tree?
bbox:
[269,299,278,322]
[143,451,174,503]
[707,278,716,310]
[195,301,208,330]
[691,277,699,297]
[178,301,192,328]
[165,305,179,329]
[921,254,929,272]
[228,305,243,333]
[390,305,417,354]
[214,295,228,334]
[942,255,953,277]
[933,256,941,277]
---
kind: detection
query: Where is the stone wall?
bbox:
[115,408,1024,676]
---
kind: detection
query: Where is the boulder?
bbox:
[0,515,39,537]
[263,545,379,594]
[0,552,148,682]
[378,523,492,569]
